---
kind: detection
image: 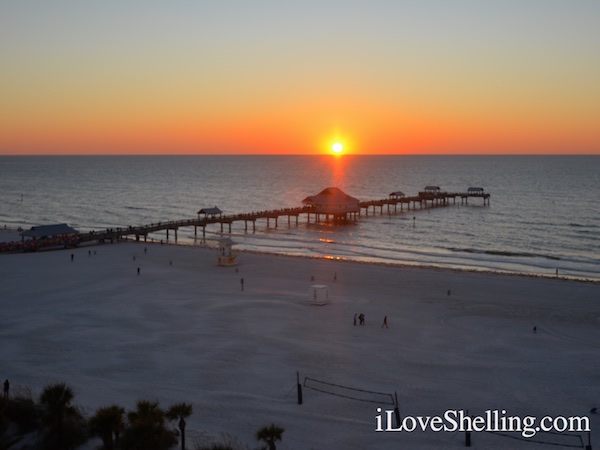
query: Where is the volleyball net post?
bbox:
[394,391,401,429]
[465,409,471,447]
[297,371,303,405]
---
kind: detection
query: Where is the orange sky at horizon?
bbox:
[3,99,598,156]
[1,2,599,156]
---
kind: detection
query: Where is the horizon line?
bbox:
[1,152,599,157]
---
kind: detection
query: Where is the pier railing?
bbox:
[76,190,489,245]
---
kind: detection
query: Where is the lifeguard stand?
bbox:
[217,237,237,266]
[309,284,329,305]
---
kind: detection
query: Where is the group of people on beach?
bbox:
[354,313,365,325]
[353,313,388,328]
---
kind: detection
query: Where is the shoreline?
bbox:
[238,248,600,285]
[2,228,598,284]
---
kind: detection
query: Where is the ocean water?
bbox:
[1,155,599,280]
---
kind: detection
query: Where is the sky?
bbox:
[1,1,599,155]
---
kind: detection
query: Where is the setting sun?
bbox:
[332,142,344,154]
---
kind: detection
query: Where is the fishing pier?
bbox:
[2,186,490,252]
[76,186,490,245]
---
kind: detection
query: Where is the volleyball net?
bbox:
[302,376,395,406]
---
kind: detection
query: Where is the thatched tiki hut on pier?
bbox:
[302,187,360,223]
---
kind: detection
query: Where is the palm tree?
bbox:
[88,405,125,450]
[120,400,177,450]
[39,382,82,449]
[166,402,193,450]
[256,424,284,450]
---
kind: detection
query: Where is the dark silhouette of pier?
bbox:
[77,187,490,245]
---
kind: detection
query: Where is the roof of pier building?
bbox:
[302,187,360,214]
[20,224,79,239]
[197,207,223,217]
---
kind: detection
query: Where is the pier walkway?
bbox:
[77,188,490,245]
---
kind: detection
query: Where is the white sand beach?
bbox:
[1,231,599,449]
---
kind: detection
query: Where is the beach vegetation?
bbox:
[118,399,177,450]
[256,423,285,450]
[3,387,39,434]
[88,404,126,450]
[39,382,87,450]
[1,397,22,449]
[0,382,278,450]
[166,402,193,450]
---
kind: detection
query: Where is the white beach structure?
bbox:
[309,284,329,305]
[217,237,237,266]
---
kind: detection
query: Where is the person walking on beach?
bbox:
[358,313,365,325]
[382,316,388,328]
[3,379,8,399]
[353,313,357,326]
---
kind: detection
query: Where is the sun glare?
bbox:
[332,142,343,154]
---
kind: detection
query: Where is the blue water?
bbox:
[1,155,599,280]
